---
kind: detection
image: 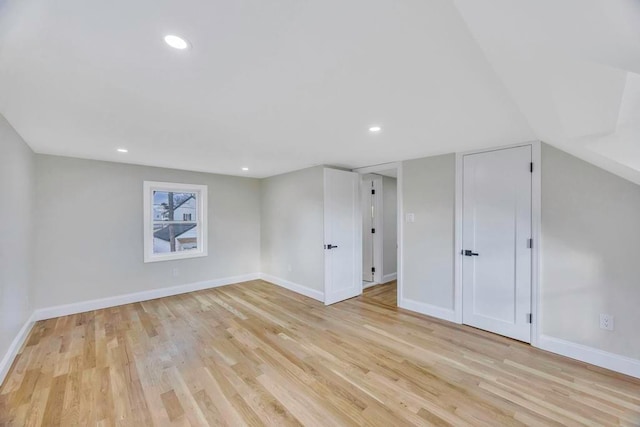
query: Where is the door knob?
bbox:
[325,244,338,249]
[463,250,479,256]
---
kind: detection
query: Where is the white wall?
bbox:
[0,115,34,366]
[34,155,261,308]
[260,166,325,292]
[401,154,456,309]
[541,144,640,360]
[382,176,397,280]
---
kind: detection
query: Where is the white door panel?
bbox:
[462,146,532,342]
[324,169,362,305]
[362,179,374,282]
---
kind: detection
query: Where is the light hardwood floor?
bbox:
[1,280,639,426]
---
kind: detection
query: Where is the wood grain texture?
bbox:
[1,280,639,426]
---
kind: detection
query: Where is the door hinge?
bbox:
[371,267,375,273]
[371,228,375,234]
[530,162,533,173]
[371,189,376,195]
[527,238,533,249]
[526,313,532,323]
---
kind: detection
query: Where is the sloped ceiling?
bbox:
[454,0,640,184]
[0,0,638,181]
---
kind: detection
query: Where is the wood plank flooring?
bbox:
[363,281,398,307]
[1,280,639,426]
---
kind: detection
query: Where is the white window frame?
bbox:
[143,181,208,263]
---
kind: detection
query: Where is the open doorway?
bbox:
[355,165,399,301]
[361,173,381,287]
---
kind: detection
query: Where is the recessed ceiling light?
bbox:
[242,167,249,171]
[369,126,382,132]
[117,148,128,153]
[164,35,189,50]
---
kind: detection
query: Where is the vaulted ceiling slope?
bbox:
[455,0,640,184]
[0,0,638,182]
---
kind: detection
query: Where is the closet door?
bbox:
[462,146,532,342]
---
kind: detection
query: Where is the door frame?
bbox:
[352,162,402,305]
[361,174,384,285]
[454,140,541,347]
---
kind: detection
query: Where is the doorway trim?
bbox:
[361,174,384,285]
[352,162,402,305]
[454,140,541,347]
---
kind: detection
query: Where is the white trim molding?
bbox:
[371,175,384,284]
[358,174,384,284]
[399,298,456,323]
[382,273,397,283]
[454,151,463,324]
[260,273,325,302]
[0,313,36,386]
[143,181,208,263]
[530,141,542,347]
[351,161,403,307]
[33,273,261,321]
[351,162,401,176]
[397,163,403,311]
[538,335,640,379]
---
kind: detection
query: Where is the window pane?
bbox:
[153,223,199,253]
[153,191,198,222]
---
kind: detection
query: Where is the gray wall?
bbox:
[0,115,34,359]
[541,144,640,359]
[34,155,261,308]
[5,131,638,371]
[399,146,640,362]
[382,176,397,278]
[260,166,325,292]
[401,154,455,308]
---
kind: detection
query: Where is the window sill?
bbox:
[144,250,208,263]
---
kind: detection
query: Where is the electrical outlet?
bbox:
[172,268,180,277]
[406,213,415,223]
[599,314,614,331]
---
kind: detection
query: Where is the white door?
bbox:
[462,146,532,342]
[362,178,374,282]
[324,168,362,305]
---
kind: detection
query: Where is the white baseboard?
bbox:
[537,335,640,379]
[0,313,36,386]
[363,281,379,289]
[399,298,456,322]
[259,273,324,302]
[33,273,261,321]
[382,273,397,283]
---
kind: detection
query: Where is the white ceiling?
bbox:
[454,0,640,184]
[0,0,638,181]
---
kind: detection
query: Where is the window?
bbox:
[143,181,208,262]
